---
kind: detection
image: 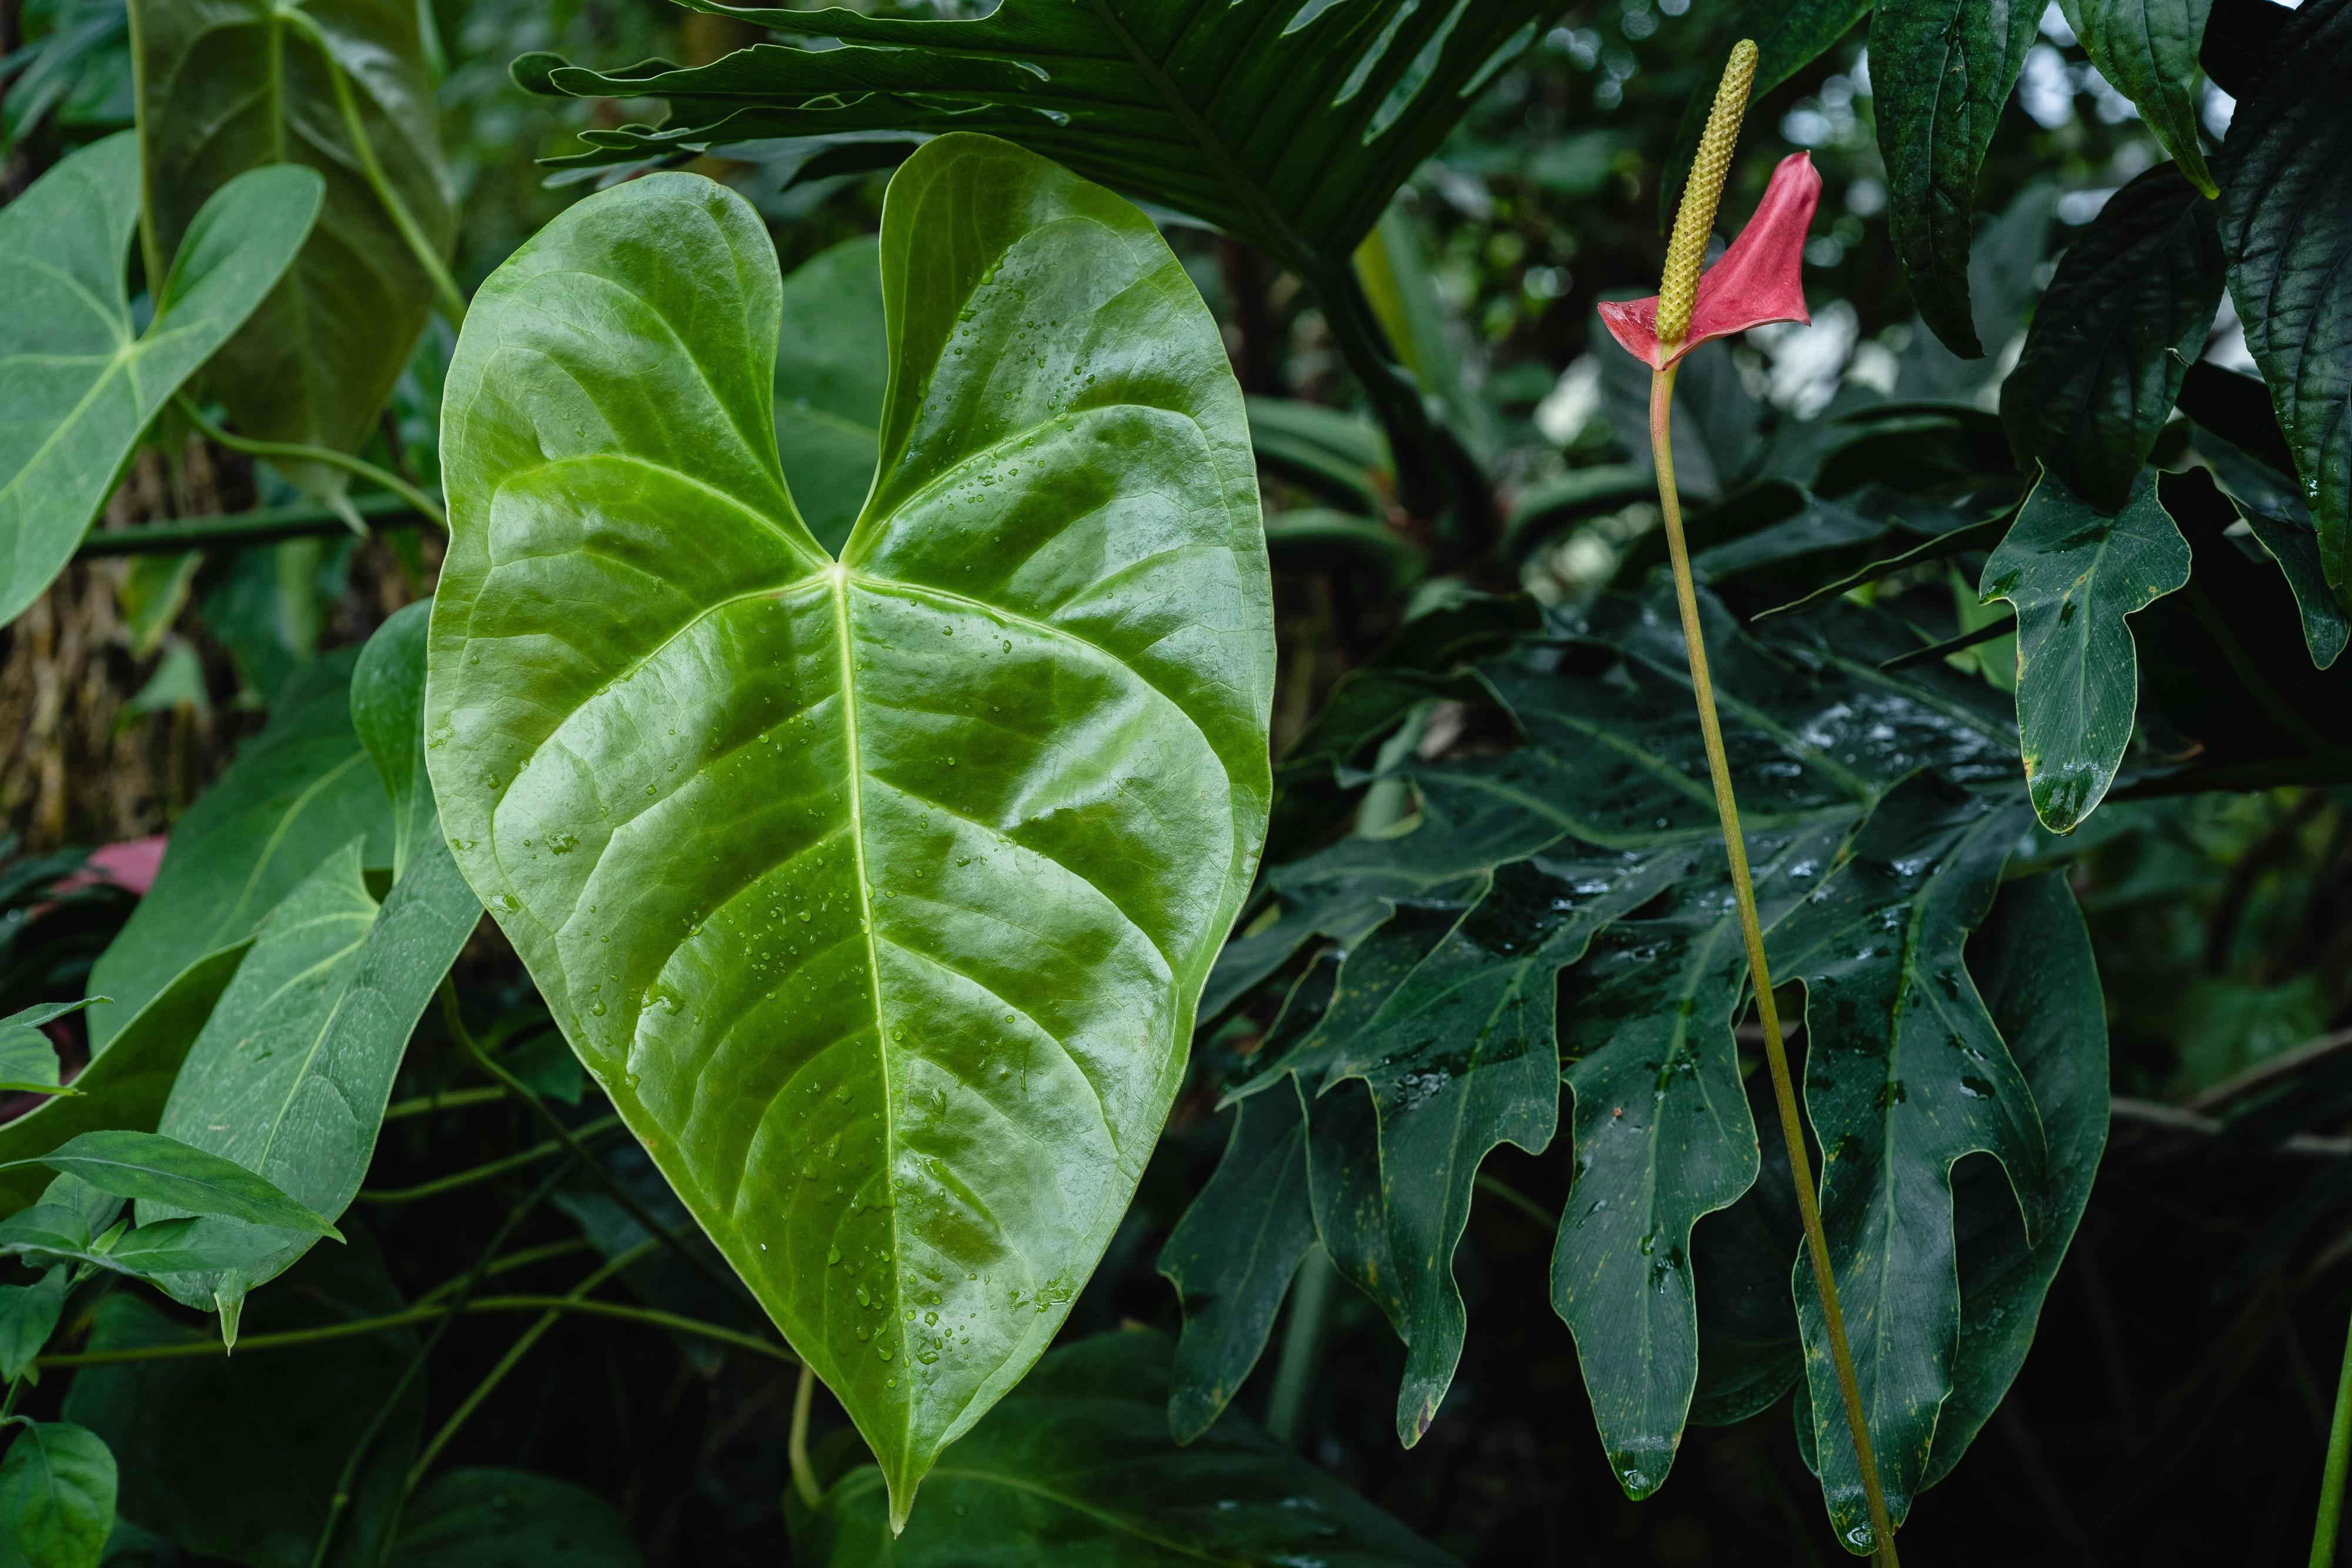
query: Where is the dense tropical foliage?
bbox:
[1,0,2349,1560]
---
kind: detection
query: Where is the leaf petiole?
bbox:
[173,395,447,531]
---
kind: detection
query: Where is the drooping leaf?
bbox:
[2199,432,2350,670]
[1980,468,2191,832]
[0,946,248,1218]
[0,1268,68,1382]
[515,0,1549,278]
[2216,0,2352,607]
[1872,0,2045,360]
[66,1229,423,1568]
[386,1471,643,1568]
[0,132,320,625]
[770,235,887,557]
[87,651,391,1050]
[143,609,479,1324]
[0,1422,116,1568]
[425,136,1270,1524]
[2060,0,2217,195]
[1159,964,1331,1443]
[1776,778,2044,1549]
[794,1330,1458,1567]
[13,1131,335,1236]
[2000,162,2224,511]
[131,0,453,496]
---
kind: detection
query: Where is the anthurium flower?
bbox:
[1598,151,1822,370]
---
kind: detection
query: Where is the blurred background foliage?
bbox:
[5,0,2348,1561]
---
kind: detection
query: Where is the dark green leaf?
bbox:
[87,651,391,1050]
[773,235,886,557]
[1980,469,2190,832]
[349,603,435,879]
[387,1471,642,1568]
[0,132,320,624]
[2200,437,2350,670]
[0,1003,99,1096]
[425,137,1269,1523]
[517,0,1551,276]
[2197,0,2291,101]
[0,1269,67,1382]
[66,1229,422,1568]
[795,1330,1456,1566]
[2216,0,2352,607]
[0,1422,115,1568]
[1262,510,1427,591]
[2000,162,2224,510]
[2179,360,2296,476]
[16,1131,335,1237]
[1873,0,2043,356]
[132,0,453,494]
[0,947,248,1219]
[2060,0,2216,194]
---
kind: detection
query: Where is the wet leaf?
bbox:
[1980,469,2190,833]
[0,132,319,624]
[426,136,1269,1524]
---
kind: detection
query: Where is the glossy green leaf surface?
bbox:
[88,651,390,1051]
[425,135,1270,1522]
[796,1331,1457,1566]
[143,606,480,1323]
[2216,0,2352,605]
[1178,586,2061,1516]
[516,0,1551,275]
[66,1230,422,1568]
[387,1472,643,1568]
[1870,0,2043,356]
[0,947,248,1218]
[0,1422,115,1568]
[131,0,453,492]
[1981,469,2190,833]
[2000,162,2224,511]
[0,132,319,624]
[773,235,885,557]
[20,1130,333,1235]
[2060,0,2216,195]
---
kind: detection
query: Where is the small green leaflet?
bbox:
[426,135,1271,1526]
[0,1422,115,1568]
[1981,469,2191,833]
[1,1130,336,1237]
[0,1269,68,1383]
[0,132,319,625]
[796,1331,1458,1567]
[1870,0,2043,357]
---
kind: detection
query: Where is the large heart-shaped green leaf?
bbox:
[1871,0,2043,357]
[2000,162,2224,511]
[88,650,392,1050]
[0,131,319,625]
[131,0,452,495]
[2217,0,2352,606]
[796,1331,1456,1566]
[425,133,1271,1523]
[1981,469,2190,833]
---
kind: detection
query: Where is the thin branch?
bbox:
[354,1116,623,1202]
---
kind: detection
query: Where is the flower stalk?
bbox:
[1643,39,1902,1566]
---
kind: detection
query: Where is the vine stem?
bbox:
[278,5,467,327]
[2310,1301,2352,1567]
[790,1362,823,1510]
[353,1115,623,1203]
[174,394,447,530]
[1650,364,1900,1566]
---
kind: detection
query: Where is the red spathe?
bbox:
[1599,152,1822,370]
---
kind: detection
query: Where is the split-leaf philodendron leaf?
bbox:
[131,0,453,495]
[2217,0,2352,607]
[513,0,1552,279]
[0,131,319,626]
[425,133,1271,1524]
[1870,0,2043,357]
[1980,469,2190,833]
[1171,586,2103,1533]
